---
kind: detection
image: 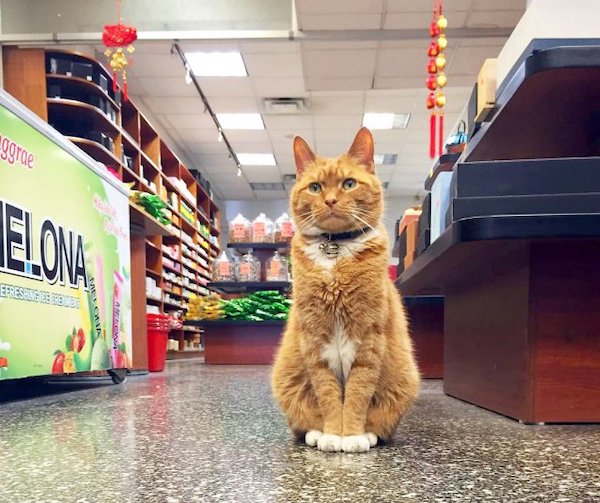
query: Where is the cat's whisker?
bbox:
[351,213,375,231]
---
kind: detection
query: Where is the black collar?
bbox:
[321,227,372,241]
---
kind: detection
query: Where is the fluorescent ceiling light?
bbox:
[216,113,264,130]
[374,154,398,165]
[185,51,247,77]
[363,113,411,130]
[237,153,276,166]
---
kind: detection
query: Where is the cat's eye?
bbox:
[342,178,357,190]
[308,182,322,194]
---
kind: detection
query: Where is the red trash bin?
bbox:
[146,314,171,372]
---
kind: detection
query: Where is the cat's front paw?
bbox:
[366,432,378,447]
[341,434,371,453]
[305,430,323,447]
[317,433,342,452]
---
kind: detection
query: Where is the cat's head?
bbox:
[290,127,383,235]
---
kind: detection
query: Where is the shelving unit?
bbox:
[3,46,221,366]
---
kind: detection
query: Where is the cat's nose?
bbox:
[325,198,337,208]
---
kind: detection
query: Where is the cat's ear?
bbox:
[293,136,316,178]
[348,127,375,174]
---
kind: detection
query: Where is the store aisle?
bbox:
[1,361,599,503]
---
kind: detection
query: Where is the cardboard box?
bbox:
[431,172,453,242]
[476,58,497,122]
[398,208,421,235]
[405,220,419,269]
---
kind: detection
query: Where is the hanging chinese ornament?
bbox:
[426,0,448,158]
[102,0,137,101]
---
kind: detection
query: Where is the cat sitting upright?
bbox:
[272,127,420,453]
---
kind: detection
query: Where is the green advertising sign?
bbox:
[0,93,132,380]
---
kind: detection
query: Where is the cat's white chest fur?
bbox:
[303,228,379,270]
[321,322,356,385]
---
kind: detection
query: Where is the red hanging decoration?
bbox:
[102,0,137,101]
[426,0,448,158]
[430,113,437,159]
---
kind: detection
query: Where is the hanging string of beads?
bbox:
[426,0,448,159]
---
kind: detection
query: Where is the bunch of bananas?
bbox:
[185,294,223,320]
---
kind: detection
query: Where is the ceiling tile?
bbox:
[270,129,314,146]
[313,114,362,131]
[263,115,313,131]
[224,129,271,144]
[244,53,303,78]
[127,54,184,77]
[253,190,288,200]
[300,13,383,30]
[303,49,377,79]
[228,139,273,152]
[242,165,281,182]
[297,0,384,14]
[467,9,524,28]
[310,95,365,114]
[185,141,230,155]
[197,77,255,97]
[385,0,473,12]
[240,41,300,54]
[207,97,261,113]
[305,77,374,92]
[373,76,425,89]
[364,94,417,113]
[132,77,198,97]
[162,114,215,130]
[252,77,308,98]
[140,97,207,115]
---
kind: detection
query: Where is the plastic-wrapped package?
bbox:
[212,251,235,281]
[238,250,261,281]
[274,212,295,242]
[251,213,275,243]
[266,251,289,281]
[228,213,251,242]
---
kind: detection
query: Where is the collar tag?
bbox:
[319,240,340,258]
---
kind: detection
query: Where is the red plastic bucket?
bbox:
[147,314,171,372]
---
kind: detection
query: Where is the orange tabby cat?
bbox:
[271,127,420,453]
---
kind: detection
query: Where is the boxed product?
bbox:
[430,171,453,242]
[404,220,419,270]
[476,58,497,122]
[229,213,251,242]
[451,157,600,198]
[72,62,94,81]
[252,213,275,243]
[48,57,72,76]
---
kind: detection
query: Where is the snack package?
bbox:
[251,213,275,243]
[212,251,235,281]
[274,212,295,242]
[266,251,289,282]
[238,250,261,282]
[228,213,251,243]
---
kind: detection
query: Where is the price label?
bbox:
[281,221,294,238]
[233,223,246,239]
[253,222,265,240]
[269,261,282,276]
[218,262,230,275]
[239,263,251,276]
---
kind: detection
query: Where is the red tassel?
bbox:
[123,80,129,102]
[438,112,444,156]
[429,112,436,159]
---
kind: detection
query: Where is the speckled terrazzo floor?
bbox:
[1,361,599,503]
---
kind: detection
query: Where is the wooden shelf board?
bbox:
[47,73,119,109]
[129,202,175,237]
[47,97,120,137]
[67,136,123,168]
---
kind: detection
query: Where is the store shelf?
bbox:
[227,242,290,251]
[145,268,161,279]
[163,300,185,310]
[46,73,119,109]
[67,136,123,168]
[47,97,120,137]
[147,295,162,303]
[162,263,182,275]
[145,240,161,252]
[208,281,291,293]
[185,319,286,327]
[129,202,176,237]
[167,349,204,360]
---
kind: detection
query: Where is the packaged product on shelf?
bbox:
[185,294,223,320]
[266,251,289,282]
[212,251,235,281]
[238,250,261,282]
[221,291,291,321]
[274,212,295,242]
[251,213,275,243]
[229,213,251,242]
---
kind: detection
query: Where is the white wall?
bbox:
[497,0,600,87]
[223,196,414,260]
